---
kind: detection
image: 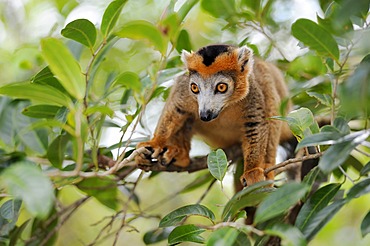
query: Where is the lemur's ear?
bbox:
[236,46,254,73]
[181,50,192,67]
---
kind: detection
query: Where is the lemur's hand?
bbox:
[135,140,190,168]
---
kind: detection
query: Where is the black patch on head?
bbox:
[197,45,231,66]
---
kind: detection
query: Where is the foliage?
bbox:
[0,0,369,245]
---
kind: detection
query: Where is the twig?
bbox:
[264,152,324,175]
[196,179,217,204]
[39,197,90,246]
[355,147,370,157]
[339,165,355,184]
[46,147,149,177]
[331,42,353,125]
[205,221,264,237]
[113,171,144,246]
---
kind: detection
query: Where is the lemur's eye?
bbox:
[216,83,228,93]
[190,83,199,94]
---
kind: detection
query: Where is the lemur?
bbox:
[135,44,292,186]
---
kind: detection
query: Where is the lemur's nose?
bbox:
[200,110,217,122]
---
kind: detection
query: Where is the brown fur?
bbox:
[135,45,292,186]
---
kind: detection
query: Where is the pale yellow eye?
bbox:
[191,83,199,94]
[216,83,228,93]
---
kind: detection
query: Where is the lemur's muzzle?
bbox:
[200,110,218,122]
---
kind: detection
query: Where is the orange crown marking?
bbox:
[186,52,240,77]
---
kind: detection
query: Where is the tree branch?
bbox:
[47,144,323,181]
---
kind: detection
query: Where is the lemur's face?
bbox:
[188,71,235,121]
[181,44,253,122]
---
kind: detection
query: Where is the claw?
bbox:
[160,159,167,166]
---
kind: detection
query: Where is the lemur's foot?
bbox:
[240,167,265,187]
[135,141,190,168]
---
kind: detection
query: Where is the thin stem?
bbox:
[331,42,353,124]
[39,197,89,246]
[338,165,355,184]
[46,147,148,177]
[204,222,264,237]
[74,105,84,173]
[355,147,370,157]
[264,152,324,175]
[113,170,144,246]
[196,179,217,204]
[83,40,107,109]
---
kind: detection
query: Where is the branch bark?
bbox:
[47,144,323,180]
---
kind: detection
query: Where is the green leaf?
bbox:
[32,66,67,93]
[339,59,370,119]
[0,82,73,109]
[160,13,180,41]
[333,117,351,134]
[115,20,166,54]
[207,149,228,182]
[255,182,309,224]
[302,167,320,188]
[296,132,343,150]
[176,29,192,53]
[0,162,55,219]
[8,101,48,155]
[47,134,70,169]
[61,19,97,48]
[207,227,250,246]
[222,180,275,221]
[101,0,127,37]
[41,38,86,100]
[288,54,327,80]
[306,92,332,107]
[361,210,370,237]
[319,130,370,173]
[143,227,174,245]
[112,71,142,93]
[301,199,346,241]
[360,161,370,176]
[295,183,342,231]
[291,19,339,61]
[346,178,370,199]
[168,224,206,245]
[77,177,119,210]
[201,0,236,19]
[0,199,22,237]
[159,204,215,227]
[0,199,22,221]
[177,0,199,22]
[84,105,114,118]
[332,0,370,30]
[265,224,307,246]
[41,37,85,100]
[242,0,261,13]
[22,105,61,119]
[272,108,318,141]
[9,220,30,246]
